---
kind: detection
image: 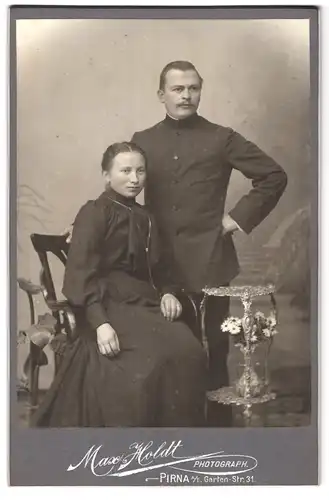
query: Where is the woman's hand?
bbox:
[160,294,183,321]
[96,323,120,357]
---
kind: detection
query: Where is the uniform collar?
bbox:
[163,113,200,129]
[101,187,136,208]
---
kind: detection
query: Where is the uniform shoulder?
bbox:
[131,120,165,140]
[198,116,233,135]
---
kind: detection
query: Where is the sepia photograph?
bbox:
[10,6,318,486]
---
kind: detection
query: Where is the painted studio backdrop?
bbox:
[16,19,311,425]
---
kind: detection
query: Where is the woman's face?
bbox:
[104,151,146,198]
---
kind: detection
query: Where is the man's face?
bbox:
[158,69,202,120]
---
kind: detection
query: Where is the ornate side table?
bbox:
[201,284,278,425]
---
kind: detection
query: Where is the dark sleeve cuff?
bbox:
[228,208,253,234]
[85,302,109,330]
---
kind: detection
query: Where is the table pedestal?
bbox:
[201,284,277,426]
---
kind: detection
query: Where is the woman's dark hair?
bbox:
[159,61,203,91]
[101,142,147,173]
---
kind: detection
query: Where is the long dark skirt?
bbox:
[31,273,207,427]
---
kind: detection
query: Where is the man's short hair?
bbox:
[159,61,203,90]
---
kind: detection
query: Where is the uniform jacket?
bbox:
[132,113,288,292]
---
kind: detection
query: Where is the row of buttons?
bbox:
[171,154,180,195]
[172,155,180,187]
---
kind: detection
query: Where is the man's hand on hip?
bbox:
[222,214,241,235]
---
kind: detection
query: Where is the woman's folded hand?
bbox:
[96,323,120,357]
[160,293,183,321]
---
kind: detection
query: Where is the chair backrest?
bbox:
[30,233,73,369]
[30,234,69,304]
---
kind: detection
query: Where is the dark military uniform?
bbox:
[132,113,287,421]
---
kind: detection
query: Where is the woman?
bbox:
[31,142,206,427]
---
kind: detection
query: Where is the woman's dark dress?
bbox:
[32,189,206,427]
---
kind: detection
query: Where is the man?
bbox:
[131,61,287,424]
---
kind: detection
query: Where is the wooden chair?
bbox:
[17,277,44,408]
[18,234,76,410]
[30,233,76,354]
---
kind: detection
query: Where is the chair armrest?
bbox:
[45,299,76,334]
[45,299,73,313]
[17,277,42,326]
